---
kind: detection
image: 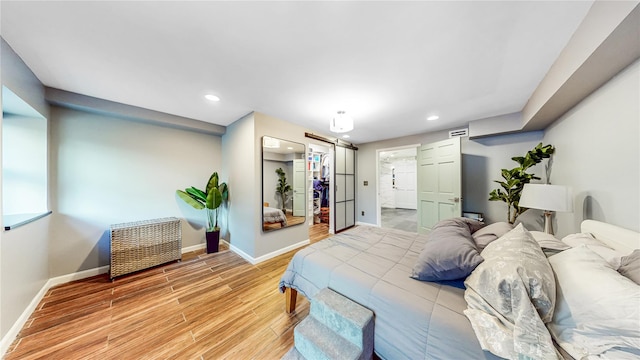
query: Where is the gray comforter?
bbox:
[278,225,500,360]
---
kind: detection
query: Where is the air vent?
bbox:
[449,128,469,138]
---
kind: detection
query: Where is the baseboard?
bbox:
[182,243,206,253]
[356,221,378,227]
[229,239,310,265]
[0,243,209,357]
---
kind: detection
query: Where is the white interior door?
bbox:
[394,162,417,209]
[417,137,461,233]
[293,159,305,216]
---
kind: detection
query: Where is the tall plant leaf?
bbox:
[176,190,205,210]
[206,172,219,195]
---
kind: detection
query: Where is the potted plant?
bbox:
[489,143,554,223]
[275,167,291,212]
[176,171,228,253]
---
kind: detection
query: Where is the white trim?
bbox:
[376,144,420,227]
[0,263,111,356]
[1,281,47,356]
[355,221,378,227]
[229,239,310,265]
[182,243,206,253]
[0,242,208,357]
[48,265,110,287]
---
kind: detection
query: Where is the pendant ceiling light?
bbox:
[330,111,354,133]
[263,136,280,148]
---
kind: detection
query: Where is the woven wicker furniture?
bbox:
[110,217,182,279]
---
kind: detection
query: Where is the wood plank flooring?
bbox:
[5,224,331,360]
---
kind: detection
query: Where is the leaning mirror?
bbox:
[262,136,306,232]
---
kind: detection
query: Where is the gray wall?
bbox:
[222,113,258,257]
[48,106,222,276]
[0,38,50,339]
[356,60,640,236]
[254,112,315,259]
[356,130,545,227]
[543,59,639,236]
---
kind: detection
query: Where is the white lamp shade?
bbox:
[519,184,573,212]
[330,111,354,133]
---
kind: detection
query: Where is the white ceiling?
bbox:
[0,1,593,144]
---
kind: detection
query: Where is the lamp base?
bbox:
[543,211,554,235]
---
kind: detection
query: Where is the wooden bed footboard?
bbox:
[285,287,298,313]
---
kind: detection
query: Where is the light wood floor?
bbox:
[5,223,331,360]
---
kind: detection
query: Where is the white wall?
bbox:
[48,106,222,276]
[543,59,640,236]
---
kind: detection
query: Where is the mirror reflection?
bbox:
[262,136,306,231]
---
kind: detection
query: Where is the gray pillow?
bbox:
[514,208,545,231]
[618,249,640,285]
[433,217,485,233]
[411,218,483,281]
[472,222,513,251]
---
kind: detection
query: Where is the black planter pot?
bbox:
[206,230,220,253]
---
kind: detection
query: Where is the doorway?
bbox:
[377,145,419,232]
[308,142,332,237]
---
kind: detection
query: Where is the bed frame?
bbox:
[284,220,639,313]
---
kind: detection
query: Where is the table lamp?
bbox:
[519,184,573,235]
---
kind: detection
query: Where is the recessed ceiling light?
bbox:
[287,147,293,150]
[427,115,439,121]
[342,134,350,139]
[205,94,220,102]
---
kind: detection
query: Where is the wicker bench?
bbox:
[110,217,182,279]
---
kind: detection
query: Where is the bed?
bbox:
[279,219,640,359]
[264,206,287,227]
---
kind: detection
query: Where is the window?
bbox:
[2,86,49,230]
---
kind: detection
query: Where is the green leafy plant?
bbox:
[176,171,228,232]
[275,167,292,212]
[489,143,555,224]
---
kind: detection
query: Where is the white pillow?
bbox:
[561,233,622,269]
[548,245,640,358]
[530,231,570,251]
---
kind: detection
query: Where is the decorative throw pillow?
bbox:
[548,245,640,358]
[513,208,545,231]
[562,233,622,268]
[618,249,640,285]
[464,224,558,359]
[472,222,513,251]
[411,218,483,281]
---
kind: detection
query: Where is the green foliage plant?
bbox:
[489,143,555,224]
[176,171,229,232]
[275,167,292,212]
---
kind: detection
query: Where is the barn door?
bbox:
[417,137,461,233]
[334,145,356,232]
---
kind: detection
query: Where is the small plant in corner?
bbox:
[489,143,554,224]
[275,167,292,212]
[176,172,228,253]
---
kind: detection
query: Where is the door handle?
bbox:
[448,197,461,203]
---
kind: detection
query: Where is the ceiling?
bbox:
[0,1,594,144]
